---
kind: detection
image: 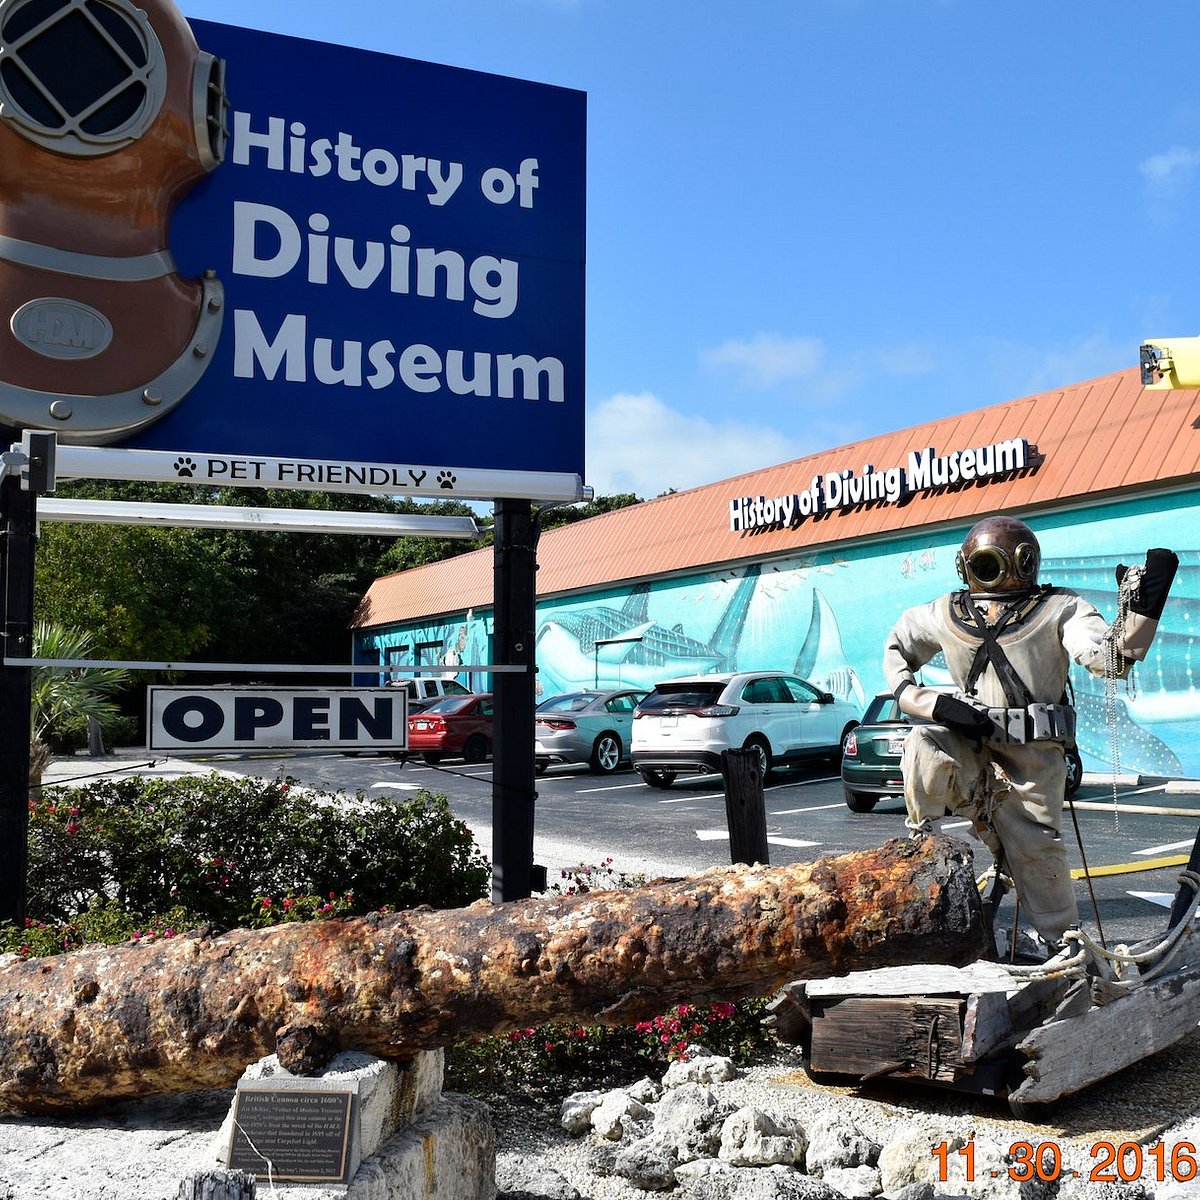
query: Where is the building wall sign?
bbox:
[729,438,1036,533]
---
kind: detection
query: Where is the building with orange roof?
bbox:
[352,367,1200,778]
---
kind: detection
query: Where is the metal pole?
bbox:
[0,471,36,925]
[491,498,539,901]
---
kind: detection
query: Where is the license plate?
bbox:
[887,736,907,755]
[660,716,677,728]
[415,720,430,731]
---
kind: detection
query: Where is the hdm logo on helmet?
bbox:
[728,438,1037,533]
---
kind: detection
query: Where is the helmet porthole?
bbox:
[0,0,167,156]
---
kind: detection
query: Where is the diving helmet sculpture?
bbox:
[0,0,227,441]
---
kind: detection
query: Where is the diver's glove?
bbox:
[1115,548,1178,620]
[932,694,994,744]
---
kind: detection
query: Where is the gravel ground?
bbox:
[485,1027,1200,1199]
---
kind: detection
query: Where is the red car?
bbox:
[406,694,494,763]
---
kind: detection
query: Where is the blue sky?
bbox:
[184,0,1200,499]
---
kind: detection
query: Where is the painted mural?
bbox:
[355,491,1200,778]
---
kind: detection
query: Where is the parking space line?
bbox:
[371,781,424,792]
[767,836,821,848]
[575,776,709,794]
[771,803,844,815]
[1134,839,1196,856]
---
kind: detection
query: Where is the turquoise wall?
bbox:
[356,492,1200,777]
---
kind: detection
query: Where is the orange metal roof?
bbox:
[354,368,1200,629]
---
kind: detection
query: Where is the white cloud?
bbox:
[585,391,809,499]
[1140,146,1200,222]
[1140,146,1200,186]
[700,333,825,388]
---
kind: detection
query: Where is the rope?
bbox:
[1000,868,1200,988]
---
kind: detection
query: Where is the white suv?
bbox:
[631,671,860,788]
[387,677,473,713]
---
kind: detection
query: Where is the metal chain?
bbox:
[1103,566,1143,833]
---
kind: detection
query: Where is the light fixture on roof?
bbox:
[1139,336,1200,389]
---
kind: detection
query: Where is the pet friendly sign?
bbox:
[148,686,406,751]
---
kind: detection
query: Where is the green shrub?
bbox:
[445,998,779,1101]
[44,713,140,755]
[21,773,489,931]
[445,859,781,1100]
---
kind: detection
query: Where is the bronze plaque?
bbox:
[227,1085,355,1183]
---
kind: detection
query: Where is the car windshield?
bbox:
[640,683,725,711]
[420,696,476,716]
[538,693,595,714]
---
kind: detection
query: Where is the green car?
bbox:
[840,692,1083,813]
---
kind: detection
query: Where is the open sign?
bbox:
[147,687,407,751]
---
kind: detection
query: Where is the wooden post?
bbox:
[721,747,769,866]
[175,1170,256,1199]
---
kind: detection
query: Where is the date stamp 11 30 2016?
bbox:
[932,1139,1198,1186]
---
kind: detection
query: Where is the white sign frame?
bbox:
[147,685,408,751]
[55,444,589,503]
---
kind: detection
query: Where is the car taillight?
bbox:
[538,718,576,730]
[694,704,739,717]
[844,730,859,756]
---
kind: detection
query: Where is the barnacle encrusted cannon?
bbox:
[0,836,985,1114]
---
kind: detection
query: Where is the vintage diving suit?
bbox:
[883,516,1177,945]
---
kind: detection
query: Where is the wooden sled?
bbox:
[767,833,1200,1119]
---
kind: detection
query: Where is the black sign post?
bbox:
[0,462,37,926]
[491,497,539,902]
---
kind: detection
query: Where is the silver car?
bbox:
[535,688,649,775]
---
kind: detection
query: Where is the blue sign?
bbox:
[131,20,586,476]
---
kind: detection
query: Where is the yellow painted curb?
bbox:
[1071,853,1190,879]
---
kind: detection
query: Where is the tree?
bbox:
[28,622,129,796]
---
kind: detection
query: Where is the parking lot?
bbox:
[55,748,1200,955]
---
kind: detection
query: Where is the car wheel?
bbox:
[641,768,676,789]
[535,760,548,776]
[423,752,443,764]
[463,735,489,764]
[1064,746,1083,797]
[589,732,622,774]
[843,787,878,813]
[742,736,772,781]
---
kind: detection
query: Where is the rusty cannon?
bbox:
[0,836,986,1114]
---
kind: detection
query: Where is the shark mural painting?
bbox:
[534,568,761,695]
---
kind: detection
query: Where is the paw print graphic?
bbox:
[174,456,197,478]
[437,470,456,489]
